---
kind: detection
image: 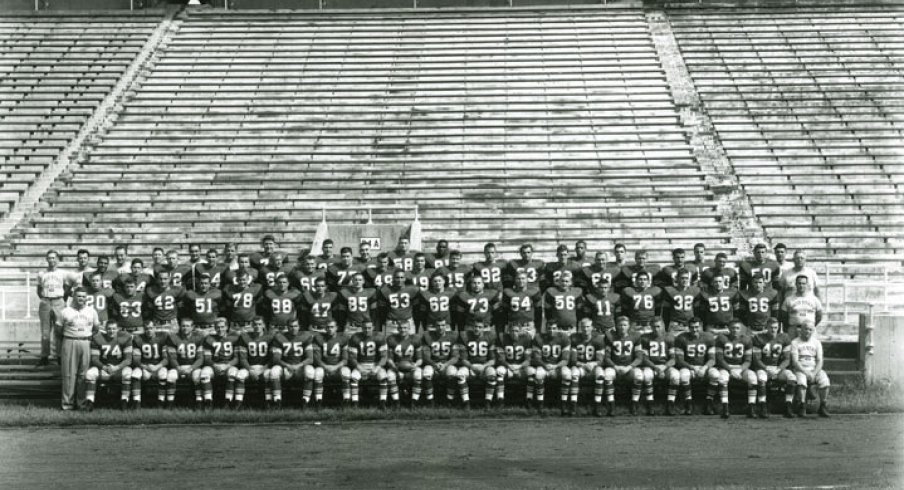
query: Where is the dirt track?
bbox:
[0,414,901,489]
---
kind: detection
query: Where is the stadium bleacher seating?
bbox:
[668,6,904,263]
[0,12,162,219]
[0,7,734,269]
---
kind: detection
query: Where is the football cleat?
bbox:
[758,403,769,419]
[535,400,545,416]
[569,402,578,416]
[232,401,243,411]
[817,404,830,418]
[203,400,213,412]
[796,402,807,418]
[630,401,639,416]
[120,400,129,411]
[703,399,715,415]
[746,405,755,419]
[378,401,388,411]
[560,404,568,417]
[645,402,654,416]
[606,401,614,417]
[131,401,141,410]
[783,402,794,418]
[665,401,675,416]
[683,400,693,416]
[462,401,470,412]
[592,403,603,418]
[83,400,94,412]
[720,403,729,419]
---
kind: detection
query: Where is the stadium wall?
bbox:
[863,313,904,386]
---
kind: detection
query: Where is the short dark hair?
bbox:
[672,248,685,256]
[774,243,787,251]
[77,249,90,256]
[340,247,353,255]
[322,239,334,246]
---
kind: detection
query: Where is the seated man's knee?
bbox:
[85,367,99,382]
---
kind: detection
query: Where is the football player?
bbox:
[654,248,699,289]
[495,323,534,407]
[673,317,719,415]
[698,275,738,335]
[456,321,497,409]
[417,272,456,332]
[183,273,223,334]
[269,320,316,409]
[90,255,119,290]
[250,234,280,270]
[661,269,700,333]
[420,319,461,406]
[542,272,582,333]
[690,243,713,276]
[453,276,499,331]
[84,320,133,411]
[386,319,422,407]
[639,317,678,415]
[258,251,293,290]
[531,324,572,415]
[569,240,592,269]
[315,320,350,405]
[470,242,507,293]
[438,249,470,290]
[197,249,227,289]
[290,254,325,293]
[610,243,628,268]
[235,317,273,409]
[378,269,421,334]
[114,258,151,294]
[200,317,241,409]
[225,270,263,332]
[347,321,390,408]
[145,270,185,334]
[300,277,339,331]
[790,321,830,417]
[714,320,756,418]
[166,318,206,409]
[83,272,114,326]
[739,273,779,332]
[751,317,795,418]
[131,321,171,408]
[700,253,738,291]
[355,242,377,270]
[338,272,378,331]
[327,247,361,290]
[501,271,542,338]
[739,243,781,291]
[222,253,259,287]
[543,245,580,291]
[426,239,451,269]
[503,243,545,290]
[604,316,644,416]
[163,249,193,290]
[570,318,607,416]
[112,278,146,335]
[264,273,301,329]
[407,252,433,291]
[613,249,660,294]
[365,252,396,289]
[388,236,418,272]
[314,239,336,270]
[576,251,620,292]
[581,273,620,333]
[620,271,661,333]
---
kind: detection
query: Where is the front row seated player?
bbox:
[494,322,533,408]
[751,317,796,418]
[270,320,316,409]
[347,321,391,409]
[531,323,572,416]
[456,321,497,409]
[639,317,679,416]
[790,321,830,418]
[605,316,643,416]
[200,318,241,410]
[131,320,171,408]
[673,317,719,415]
[386,319,423,407]
[84,320,133,411]
[315,320,351,407]
[167,318,206,408]
[421,319,460,407]
[235,317,273,408]
[570,318,606,416]
[714,320,756,419]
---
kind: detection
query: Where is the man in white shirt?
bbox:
[113,245,132,275]
[781,275,823,338]
[37,250,79,366]
[59,288,101,410]
[790,322,830,418]
[779,250,819,297]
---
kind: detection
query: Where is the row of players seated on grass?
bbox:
[81,311,830,419]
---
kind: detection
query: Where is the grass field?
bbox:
[0,415,900,489]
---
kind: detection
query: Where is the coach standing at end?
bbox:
[36,250,79,367]
[58,288,101,410]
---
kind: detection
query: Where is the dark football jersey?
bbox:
[239,332,273,365]
[112,292,145,331]
[700,267,739,290]
[606,332,640,366]
[453,289,498,327]
[662,286,701,325]
[504,259,545,288]
[739,289,779,330]
[438,264,470,290]
[621,286,662,323]
[502,287,541,325]
[425,252,450,270]
[114,273,151,295]
[388,333,421,364]
[460,330,496,364]
[272,331,314,364]
[700,289,739,326]
[533,332,571,364]
[716,334,752,366]
[83,286,114,324]
[339,288,377,326]
[407,269,433,291]
[498,332,532,364]
[543,261,580,289]
[167,264,195,290]
[583,290,620,331]
[349,332,387,364]
[543,286,582,329]
[146,285,185,323]
[739,259,781,291]
[365,267,397,289]
[640,333,675,365]
[422,330,460,363]
[300,291,339,329]
[91,332,133,365]
[418,288,456,326]
[87,269,119,290]
[196,263,227,290]
[290,268,326,293]
[225,283,263,323]
[314,255,336,271]
[570,333,606,364]
[675,332,715,367]
[379,285,420,323]
[317,333,349,365]
[326,263,363,290]
[614,264,661,293]
[753,333,790,367]
[169,332,205,365]
[133,332,170,365]
[203,333,241,364]
[470,260,507,291]
[222,267,260,288]
[258,264,295,290]
[184,288,223,325]
[654,264,700,289]
[264,288,302,327]
[576,264,622,291]
[388,251,417,272]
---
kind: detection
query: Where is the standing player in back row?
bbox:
[470,242,507,293]
[739,243,781,291]
[504,243,545,290]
